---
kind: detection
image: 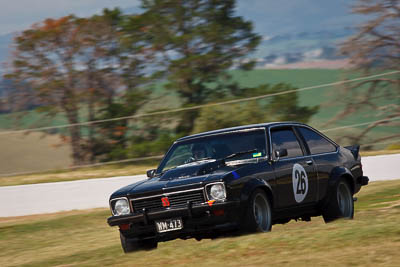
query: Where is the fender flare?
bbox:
[239,178,274,209]
[322,166,355,208]
[328,166,355,193]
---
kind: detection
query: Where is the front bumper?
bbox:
[107,200,240,227]
[357,176,369,186]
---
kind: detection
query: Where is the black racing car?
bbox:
[107,122,369,252]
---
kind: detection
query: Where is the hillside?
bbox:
[0,69,398,175]
[0,131,71,176]
[0,33,13,72]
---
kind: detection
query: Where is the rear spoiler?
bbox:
[344,145,360,160]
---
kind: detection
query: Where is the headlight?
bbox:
[110,198,130,216]
[206,182,226,201]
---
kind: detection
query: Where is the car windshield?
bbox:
[157,129,267,174]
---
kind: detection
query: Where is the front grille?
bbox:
[169,190,205,207]
[131,189,205,213]
[132,198,162,212]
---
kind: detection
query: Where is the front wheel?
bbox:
[323,178,354,223]
[243,189,272,232]
[120,232,158,253]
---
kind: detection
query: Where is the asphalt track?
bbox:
[1,153,399,217]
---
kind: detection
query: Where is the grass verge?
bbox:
[0,180,399,266]
[0,163,156,186]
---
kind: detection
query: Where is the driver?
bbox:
[192,143,207,160]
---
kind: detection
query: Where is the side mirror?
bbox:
[274,148,288,161]
[146,169,156,179]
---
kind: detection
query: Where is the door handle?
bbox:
[306,160,313,165]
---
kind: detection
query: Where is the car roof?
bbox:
[177,121,307,142]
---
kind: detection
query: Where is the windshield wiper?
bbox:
[224,149,258,160]
[159,166,178,176]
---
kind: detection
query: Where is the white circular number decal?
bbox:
[292,163,308,203]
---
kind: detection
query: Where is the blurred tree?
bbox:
[4,10,149,165]
[91,91,148,162]
[332,0,400,144]
[5,16,89,165]
[140,0,261,134]
[81,10,150,162]
[193,83,319,133]
[79,11,125,163]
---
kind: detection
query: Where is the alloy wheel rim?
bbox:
[338,183,352,217]
[253,194,271,231]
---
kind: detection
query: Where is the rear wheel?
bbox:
[243,189,272,232]
[120,232,158,253]
[323,178,354,223]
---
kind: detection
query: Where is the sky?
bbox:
[0,0,140,35]
[0,0,362,36]
[236,0,362,36]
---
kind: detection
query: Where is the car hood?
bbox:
[111,160,238,198]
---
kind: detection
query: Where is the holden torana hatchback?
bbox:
[107,122,369,252]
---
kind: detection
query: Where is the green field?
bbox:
[0,69,399,176]
[1,69,396,134]
[0,180,399,266]
[229,69,399,143]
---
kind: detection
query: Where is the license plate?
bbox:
[155,218,183,233]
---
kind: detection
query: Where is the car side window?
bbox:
[271,128,303,158]
[298,127,337,154]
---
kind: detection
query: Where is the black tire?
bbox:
[140,238,158,250]
[322,178,354,223]
[120,232,139,253]
[243,189,272,233]
[120,232,158,253]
